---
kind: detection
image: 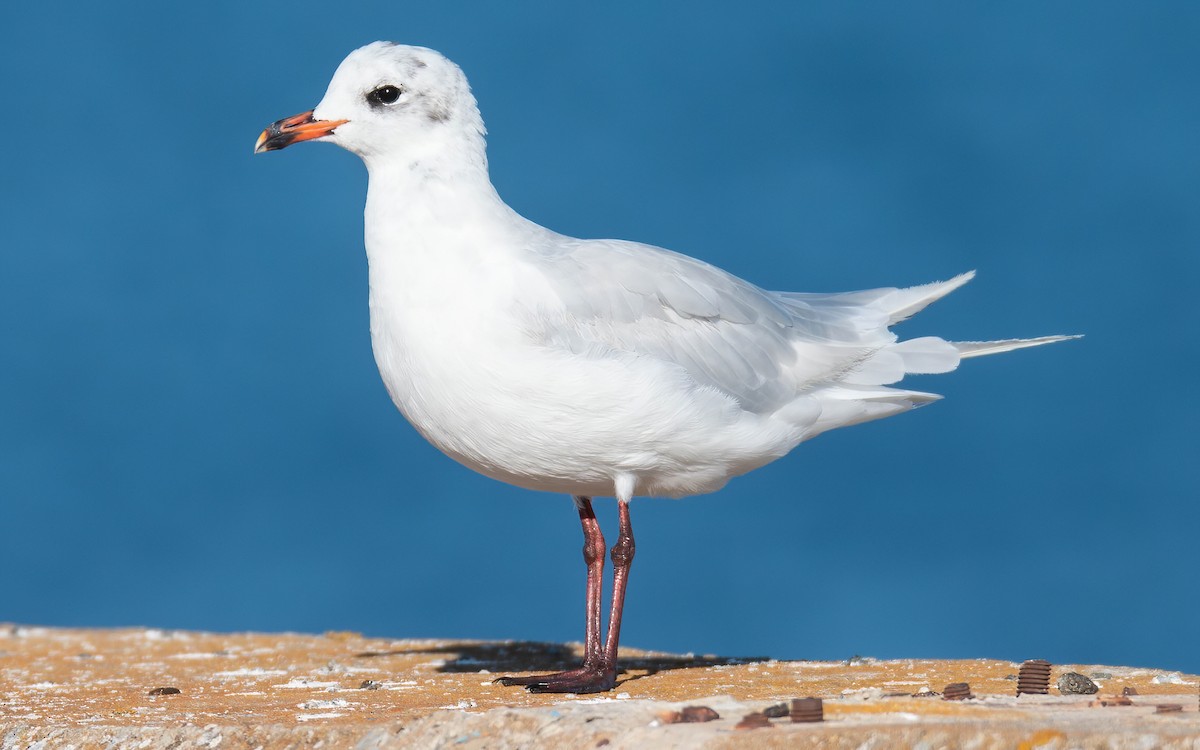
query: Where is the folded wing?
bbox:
[530,239,997,416]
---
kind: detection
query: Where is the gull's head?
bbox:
[255,42,484,165]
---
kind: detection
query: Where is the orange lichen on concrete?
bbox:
[1,625,1197,749]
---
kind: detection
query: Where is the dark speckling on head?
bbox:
[423,95,451,122]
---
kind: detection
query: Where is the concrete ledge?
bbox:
[2,626,1197,748]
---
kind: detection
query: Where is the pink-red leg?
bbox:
[496,496,635,694]
[600,498,635,669]
[495,496,608,690]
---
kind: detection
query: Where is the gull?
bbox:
[255,42,1076,693]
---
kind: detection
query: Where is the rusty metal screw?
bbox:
[943,682,973,701]
[1017,659,1052,695]
[790,697,824,723]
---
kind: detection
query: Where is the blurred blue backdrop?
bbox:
[2,2,1197,675]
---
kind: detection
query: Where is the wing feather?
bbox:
[532,238,887,413]
[525,241,1072,429]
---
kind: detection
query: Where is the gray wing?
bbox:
[528,238,896,413]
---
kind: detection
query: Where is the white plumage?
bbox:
[274,41,1070,501]
[256,41,1076,693]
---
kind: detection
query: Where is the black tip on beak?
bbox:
[255,110,348,154]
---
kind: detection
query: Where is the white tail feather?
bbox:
[953,335,1082,358]
[803,273,1078,438]
[878,271,976,324]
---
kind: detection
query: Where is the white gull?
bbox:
[255,41,1076,693]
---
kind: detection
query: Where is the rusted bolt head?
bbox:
[943,682,972,701]
[790,697,824,723]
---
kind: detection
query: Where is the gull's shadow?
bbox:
[354,640,769,684]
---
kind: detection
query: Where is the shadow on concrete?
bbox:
[354,640,769,684]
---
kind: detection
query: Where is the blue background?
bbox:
[3,3,1197,675]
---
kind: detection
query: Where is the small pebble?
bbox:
[762,702,789,718]
[678,706,719,723]
[1090,694,1133,707]
[360,680,381,690]
[734,712,772,730]
[657,706,719,724]
[1057,672,1098,695]
[147,686,181,695]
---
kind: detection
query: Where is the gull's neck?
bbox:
[361,131,519,257]
[363,126,489,189]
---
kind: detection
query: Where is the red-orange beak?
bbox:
[254,110,349,154]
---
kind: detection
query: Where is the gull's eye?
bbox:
[367,85,403,106]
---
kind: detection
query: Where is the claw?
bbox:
[496,664,617,694]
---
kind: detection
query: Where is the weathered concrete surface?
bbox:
[1,625,1197,748]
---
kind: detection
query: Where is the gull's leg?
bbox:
[521,497,634,694]
[495,495,606,688]
[600,497,635,668]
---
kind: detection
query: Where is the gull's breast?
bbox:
[365,283,796,497]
